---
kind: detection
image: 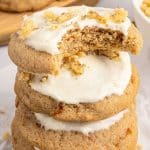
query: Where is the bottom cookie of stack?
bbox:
[12,101,137,150]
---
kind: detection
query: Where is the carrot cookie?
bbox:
[12,102,137,150]
[15,52,140,122]
[0,0,53,12]
[8,6,143,74]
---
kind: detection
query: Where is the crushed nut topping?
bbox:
[44,11,73,24]
[18,72,30,81]
[63,52,86,75]
[86,11,108,24]
[19,20,37,39]
[49,24,59,30]
[141,0,150,17]
[110,8,128,23]
[40,76,48,82]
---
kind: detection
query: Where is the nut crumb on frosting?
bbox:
[18,20,37,39]
[141,0,150,17]
[110,8,128,23]
[44,11,73,24]
[40,76,48,82]
[63,52,86,75]
[86,11,108,24]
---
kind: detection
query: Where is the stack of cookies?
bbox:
[8,6,143,150]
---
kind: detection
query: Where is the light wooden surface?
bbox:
[0,0,98,46]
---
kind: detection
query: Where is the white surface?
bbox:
[35,109,128,135]
[0,1,150,150]
[31,52,131,104]
[24,6,131,55]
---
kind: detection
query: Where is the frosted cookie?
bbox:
[12,102,137,150]
[12,124,34,150]
[8,6,143,74]
[15,55,140,121]
[0,0,52,12]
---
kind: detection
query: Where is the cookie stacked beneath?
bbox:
[8,6,143,150]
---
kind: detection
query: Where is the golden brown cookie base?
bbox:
[15,65,140,122]
[8,24,143,74]
[0,0,53,12]
[12,102,137,150]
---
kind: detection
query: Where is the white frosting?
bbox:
[22,6,131,55]
[30,52,131,104]
[35,109,128,135]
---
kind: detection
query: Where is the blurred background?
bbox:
[0,0,150,150]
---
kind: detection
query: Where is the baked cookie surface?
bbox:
[12,102,137,150]
[15,66,139,122]
[0,0,52,12]
[8,6,143,74]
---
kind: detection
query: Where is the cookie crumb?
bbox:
[63,52,86,75]
[44,11,73,24]
[18,72,30,81]
[3,132,10,141]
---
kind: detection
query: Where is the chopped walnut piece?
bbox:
[40,76,48,82]
[44,11,73,24]
[19,20,37,39]
[18,72,30,81]
[63,52,86,75]
[58,12,73,23]
[86,11,108,24]
[110,8,128,23]
[44,11,58,22]
[70,62,85,75]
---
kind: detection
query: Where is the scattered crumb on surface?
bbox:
[63,52,86,76]
[2,132,10,141]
